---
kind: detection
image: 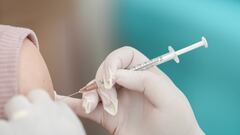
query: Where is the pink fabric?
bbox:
[0,25,39,119]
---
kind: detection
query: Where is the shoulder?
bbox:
[0,25,54,98]
[0,25,43,118]
[19,36,54,99]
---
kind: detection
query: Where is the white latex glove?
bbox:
[0,90,86,135]
[59,46,204,135]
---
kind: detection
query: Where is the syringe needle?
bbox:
[66,91,81,97]
[59,91,81,101]
[65,86,87,98]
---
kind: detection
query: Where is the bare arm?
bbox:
[19,38,54,99]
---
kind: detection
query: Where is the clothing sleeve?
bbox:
[0,25,39,119]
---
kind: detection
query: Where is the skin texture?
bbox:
[19,38,54,99]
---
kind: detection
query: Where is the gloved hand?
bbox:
[0,90,86,135]
[58,46,204,135]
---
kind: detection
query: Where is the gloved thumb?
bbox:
[115,69,179,107]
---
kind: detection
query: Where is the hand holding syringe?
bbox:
[58,37,207,135]
[65,37,208,98]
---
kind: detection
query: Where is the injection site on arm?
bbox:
[19,38,54,99]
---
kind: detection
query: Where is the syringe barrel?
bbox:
[130,37,207,71]
[130,52,175,71]
[158,52,176,64]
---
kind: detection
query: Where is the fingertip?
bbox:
[98,87,118,116]
[103,97,118,116]
[82,99,95,114]
[82,90,99,114]
[103,63,116,90]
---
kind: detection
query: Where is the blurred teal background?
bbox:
[119,0,240,134]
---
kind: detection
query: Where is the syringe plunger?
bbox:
[167,37,208,64]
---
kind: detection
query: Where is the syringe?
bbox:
[66,37,208,97]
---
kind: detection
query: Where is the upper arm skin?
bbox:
[19,38,54,99]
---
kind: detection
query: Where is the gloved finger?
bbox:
[27,89,52,104]
[95,61,118,116]
[0,120,14,135]
[4,95,31,120]
[82,90,99,114]
[102,46,159,89]
[98,86,118,116]
[115,69,179,107]
[56,95,105,125]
